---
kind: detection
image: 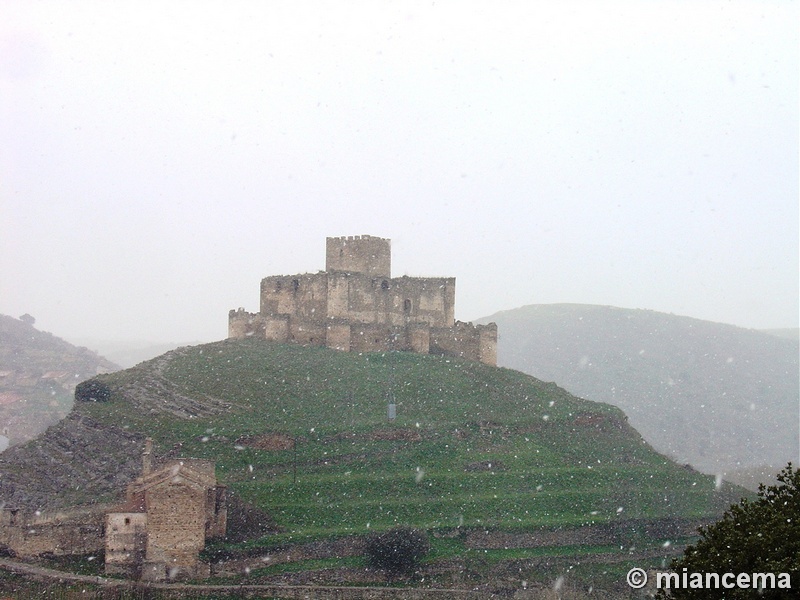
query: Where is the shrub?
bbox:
[658,463,799,599]
[365,526,430,576]
[223,492,278,543]
[74,378,112,402]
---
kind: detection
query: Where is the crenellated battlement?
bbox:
[328,234,380,242]
[228,236,497,365]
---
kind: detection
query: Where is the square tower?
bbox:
[326,235,391,278]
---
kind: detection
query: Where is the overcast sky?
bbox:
[1,1,797,345]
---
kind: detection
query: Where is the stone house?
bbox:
[104,440,227,581]
[0,440,226,582]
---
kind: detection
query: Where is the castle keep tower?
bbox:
[229,235,497,366]
[326,235,391,278]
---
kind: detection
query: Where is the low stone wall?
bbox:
[0,507,106,557]
[157,585,483,599]
[212,536,366,577]
[0,557,487,599]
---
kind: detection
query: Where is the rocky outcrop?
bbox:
[0,412,144,510]
[0,348,232,511]
[104,349,231,419]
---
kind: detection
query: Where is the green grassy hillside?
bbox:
[71,338,738,546]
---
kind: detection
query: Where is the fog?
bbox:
[1,1,797,345]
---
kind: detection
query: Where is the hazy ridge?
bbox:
[0,314,120,450]
[67,338,202,369]
[476,304,799,476]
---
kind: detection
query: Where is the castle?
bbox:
[229,235,497,366]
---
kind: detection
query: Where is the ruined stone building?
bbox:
[0,440,226,582]
[105,440,227,581]
[0,505,105,558]
[229,235,497,365]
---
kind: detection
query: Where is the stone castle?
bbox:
[229,235,497,366]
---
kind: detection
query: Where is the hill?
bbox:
[1,339,741,547]
[67,338,204,369]
[0,314,120,451]
[475,304,799,475]
[762,328,800,341]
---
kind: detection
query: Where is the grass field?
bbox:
[77,339,741,553]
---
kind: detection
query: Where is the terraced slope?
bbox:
[0,339,741,548]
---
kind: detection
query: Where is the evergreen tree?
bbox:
[658,463,798,599]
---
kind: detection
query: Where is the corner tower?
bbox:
[325,235,391,278]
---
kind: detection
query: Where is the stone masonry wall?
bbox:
[228,309,265,339]
[326,235,391,278]
[0,507,105,558]
[206,486,227,539]
[260,274,328,320]
[145,482,206,574]
[328,275,455,328]
[105,512,147,576]
[430,322,498,364]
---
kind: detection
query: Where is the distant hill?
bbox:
[67,338,199,368]
[762,328,800,341]
[476,304,799,476]
[0,314,120,450]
